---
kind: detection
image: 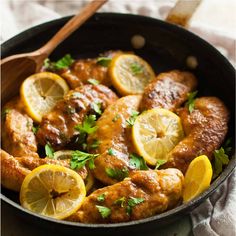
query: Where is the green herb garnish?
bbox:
[155,159,167,169]
[32,125,39,134]
[108,148,115,156]
[97,57,112,67]
[71,92,84,99]
[91,102,102,115]
[70,150,99,170]
[1,108,11,119]
[44,54,74,70]
[75,115,97,135]
[186,91,198,113]
[126,110,139,127]
[212,139,231,179]
[129,153,148,170]
[126,197,144,215]
[112,114,120,122]
[96,205,111,218]
[105,167,129,181]
[114,197,126,207]
[89,139,101,150]
[97,193,106,202]
[88,78,100,85]
[130,63,143,75]
[65,106,76,114]
[45,143,54,159]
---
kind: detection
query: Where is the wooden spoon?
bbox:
[1,0,107,104]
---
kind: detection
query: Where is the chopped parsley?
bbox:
[105,167,129,181]
[88,78,100,85]
[130,62,143,75]
[129,153,148,170]
[89,139,101,150]
[75,115,97,135]
[70,150,99,170]
[112,114,120,122]
[212,138,232,179]
[44,54,74,70]
[91,102,102,115]
[97,57,112,67]
[126,197,144,215]
[155,159,167,169]
[1,108,11,119]
[32,125,39,134]
[186,91,198,113]
[126,110,139,127]
[96,205,111,218]
[45,143,54,159]
[114,197,126,207]
[97,193,106,202]
[108,148,115,156]
[71,92,84,99]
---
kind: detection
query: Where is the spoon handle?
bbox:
[38,0,107,56]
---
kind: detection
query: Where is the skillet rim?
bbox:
[1,12,235,228]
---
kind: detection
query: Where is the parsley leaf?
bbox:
[108,148,115,156]
[129,153,148,170]
[45,143,54,159]
[223,138,232,155]
[112,114,120,122]
[44,54,74,70]
[126,110,139,127]
[91,102,102,115]
[213,147,230,179]
[155,159,167,169]
[97,193,106,202]
[130,63,143,75]
[32,125,39,134]
[114,197,126,207]
[96,205,111,218]
[105,167,129,181]
[70,150,99,170]
[1,108,11,119]
[75,115,97,135]
[186,91,198,113]
[126,197,144,215]
[88,78,100,85]
[97,57,112,67]
[89,139,101,150]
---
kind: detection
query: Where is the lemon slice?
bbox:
[20,72,69,122]
[132,108,184,166]
[54,150,94,192]
[20,164,86,219]
[183,155,213,203]
[109,54,155,95]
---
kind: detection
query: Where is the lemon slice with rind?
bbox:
[109,54,155,95]
[183,155,213,203]
[20,72,69,122]
[20,164,86,219]
[132,108,184,166]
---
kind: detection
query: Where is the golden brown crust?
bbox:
[140,70,197,111]
[87,95,142,185]
[164,97,229,173]
[36,84,118,150]
[1,97,38,157]
[68,168,184,223]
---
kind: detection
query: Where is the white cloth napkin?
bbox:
[1,1,235,235]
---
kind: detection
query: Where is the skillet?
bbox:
[1,13,235,236]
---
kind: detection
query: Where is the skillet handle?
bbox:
[166,0,202,27]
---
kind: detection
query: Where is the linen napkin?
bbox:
[1,1,235,235]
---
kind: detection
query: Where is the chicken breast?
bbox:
[164,97,229,173]
[58,51,124,89]
[36,84,118,150]
[87,95,142,185]
[1,97,38,157]
[68,168,184,223]
[1,149,88,192]
[140,70,197,111]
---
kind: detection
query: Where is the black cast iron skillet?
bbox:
[1,13,235,236]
